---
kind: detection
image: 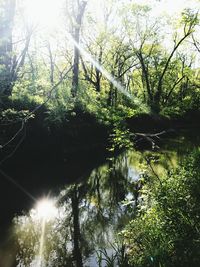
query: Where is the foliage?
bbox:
[1,1,200,266]
[96,243,130,267]
[122,150,200,267]
[0,108,34,123]
[44,96,74,127]
[108,126,133,152]
[1,0,200,128]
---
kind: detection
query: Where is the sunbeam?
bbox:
[66,32,132,98]
[33,198,58,266]
[37,218,46,267]
[35,198,58,221]
[24,0,62,30]
[0,169,35,201]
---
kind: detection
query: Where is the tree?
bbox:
[70,0,87,97]
[123,5,198,113]
[122,150,200,267]
[0,0,32,98]
[0,0,16,96]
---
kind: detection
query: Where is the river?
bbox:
[0,128,199,266]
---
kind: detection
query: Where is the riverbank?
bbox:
[0,106,200,266]
[126,110,200,134]
[1,106,200,165]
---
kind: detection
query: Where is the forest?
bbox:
[0,0,200,266]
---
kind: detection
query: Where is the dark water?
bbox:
[0,129,199,266]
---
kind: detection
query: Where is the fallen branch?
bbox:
[134,129,175,150]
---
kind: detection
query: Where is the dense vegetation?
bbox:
[0,1,200,133]
[122,149,200,267]
[0,0,200,266]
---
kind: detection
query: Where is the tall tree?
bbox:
[0,0,16,96]
[0,0,32,98]
[70,0,87,97]
[123,4,198,113]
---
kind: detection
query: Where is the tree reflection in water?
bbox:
[14,148,181,266]
[12,152,137,266]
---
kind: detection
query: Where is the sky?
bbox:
[138,0,199,15]
[22,0,199,30]
[19,0,200,60]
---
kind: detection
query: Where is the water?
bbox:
[0,129,199,266]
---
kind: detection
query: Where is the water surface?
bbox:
[0,129,199,266]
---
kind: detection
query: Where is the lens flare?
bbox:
[37,217,46,267]
[24,0,62,30]
[35,198,58,220]
[33,198,58,266]
[66,32,132,99]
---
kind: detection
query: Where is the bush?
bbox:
[122,149,200,267]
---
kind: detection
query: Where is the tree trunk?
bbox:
[71,1,87,97]
[0,0,16,96]
[71,187,83,267]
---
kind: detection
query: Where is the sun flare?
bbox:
[35,198,58,221]
[24,0,62,30]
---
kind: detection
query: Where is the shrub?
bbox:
[122,150,200,267]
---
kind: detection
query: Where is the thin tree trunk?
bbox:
[71,187,83,267]
[0,0,16,96]
[71,1,87,97]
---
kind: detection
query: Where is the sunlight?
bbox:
[135,0,199,16]
[37,218,46,267]
[24,0,62,30]
[34,198,57,266]
[35,198,58,221]
[66,32,132,99]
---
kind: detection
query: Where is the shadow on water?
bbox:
[0,128,199,266]
[0,145,108,227]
